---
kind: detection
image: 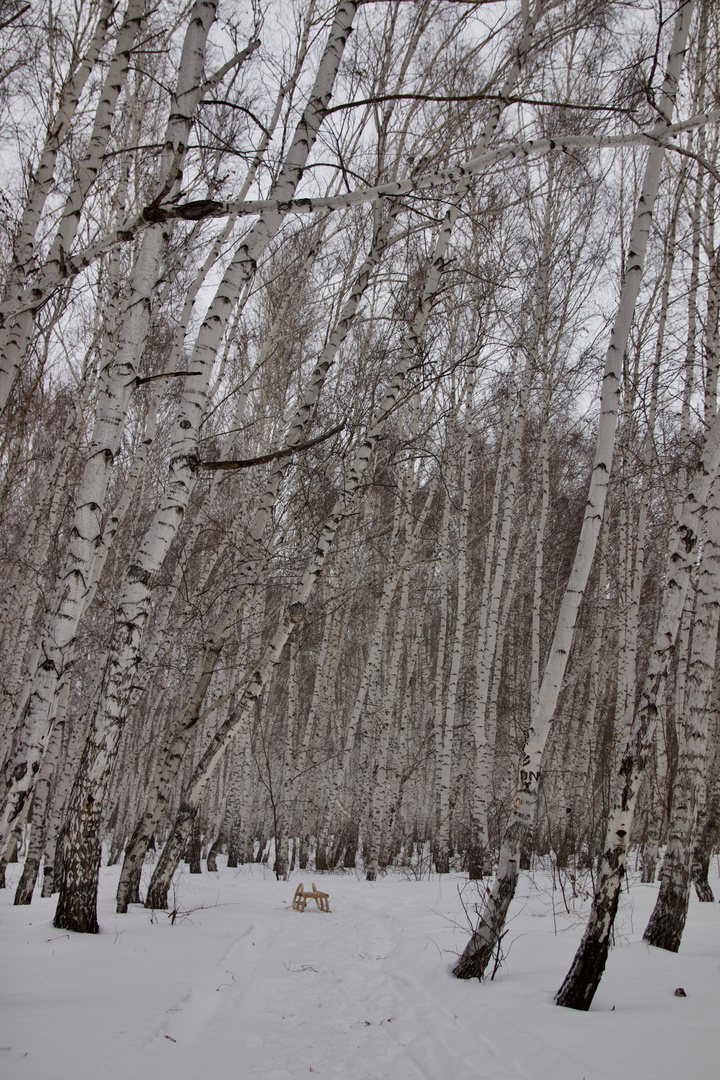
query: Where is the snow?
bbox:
[2,859,719,1080]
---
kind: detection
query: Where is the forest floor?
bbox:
[1,856,718,1080]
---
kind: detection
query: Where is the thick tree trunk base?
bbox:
[692,852,714,901]
[298,836,309,870]
[206,841,220,872]
[226,835,239,868]
[14,855,41,905]
[188,824,202,874]
[53,819,102,935]
[116,865,142,912]
[107,834,124,866]
[343,827,358,869]
[643,861,690,952]
[640,838,659,883]
[116,821,150,913]
[519,839,532,871]
[556,864,623,1011]
[453,863,518,980]
[329,830,348,870]
[315,839,329,872]
[145,806,195,911]
[274,843,287,882]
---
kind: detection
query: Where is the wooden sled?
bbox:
[292,881,331,912]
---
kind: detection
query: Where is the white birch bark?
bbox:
[294,533,357,849]
[691,747,720,901]
[432,483,452,853]
[681,3,709,436]
[455,0,696,982]
[115,202,396,911]
[704,245,719,424]
[435,371,473,873]
[0,0,222,860]
[325,475,438,844]
[6,96,719,316]
[38,681,82,897]
[0,0,114,411]
[386,602,427,851]
[563,514,610,850]
[642,406,720,944]
[127,0,540,911]
[366,457,433,879]
[470,268,545,875]
[63,0,356,821]
[11,709,65,905]
[113,227,322,727]
[0,360,97,713]
[530,408,550,718]
[557,374,720,1011]
[144,175,487,903]
[483,494,537,817]
[133,107,720,231]
[0,0,146,405]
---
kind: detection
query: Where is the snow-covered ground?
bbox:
[2,858,718,1080]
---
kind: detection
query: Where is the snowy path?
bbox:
[2,862,719,1079]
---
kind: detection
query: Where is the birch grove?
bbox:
[2,0,720,1018]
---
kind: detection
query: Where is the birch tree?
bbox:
[454,0,696,982]
[1,0,227,863]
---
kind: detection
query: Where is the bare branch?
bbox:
[199,423,345,471]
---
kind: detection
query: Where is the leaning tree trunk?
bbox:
[454,0,695,982]
[0,0,113,412]
[691,755,720,902]
[0,0,218,858]
[115,200,397,913]
[55,2,358,935]
[643,469,720,950]
[0,0,146,408]
[12,716,65,906]
[556,394,720,1010]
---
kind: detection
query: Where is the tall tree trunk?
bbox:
[115,197,395,914]
[435,371,473,874]
[454,0,695,982]
[643,472,720,948]
[556,386,720,1011]
[0,0,217,856]
[0,0,114,411]
[53,3,354,934]
[141,24,536,892]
